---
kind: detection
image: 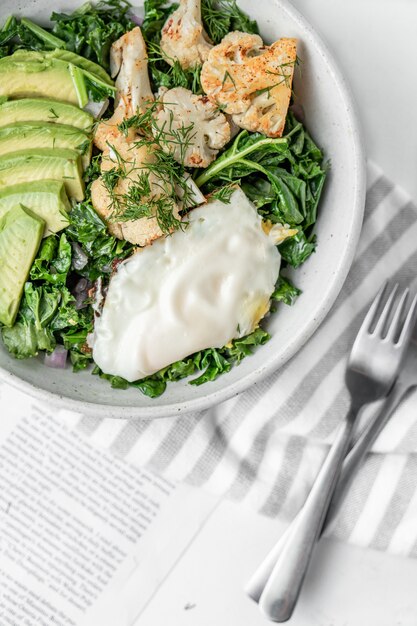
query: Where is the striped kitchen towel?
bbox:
[5,162,417,557]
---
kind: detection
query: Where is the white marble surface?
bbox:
[291,0,417,201]
[136,496,417,626]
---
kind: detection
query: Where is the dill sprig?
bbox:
[147,42,203,94]
[201,0,259,44]
[209,182,237,204]
[101,101,199,234]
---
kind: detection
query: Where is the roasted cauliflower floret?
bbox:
[92,28,180,246]
[95,27,154,151]
[201,32,297,137]
[160,0,213,69]
[153,87,230,168]
[91,135,180,246]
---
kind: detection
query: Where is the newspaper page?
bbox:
[0,382,190,626]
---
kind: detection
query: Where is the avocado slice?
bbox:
[0,148,84,201]
[0,122,92,169]
[0,180,70,236]
[0,54,79,105]
[10,48,113,86]
[0,98,93,131]
[0,51,116,106]
[0,204,44,327]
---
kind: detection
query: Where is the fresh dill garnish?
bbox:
[222,70,236,89]
[201,0,259,44]
[103,101,198,234]
[77,139,92,155]
[102,164,126,194]
[48,107,59,119]
[255,58,300,96]
[152,109,197,167]
[146,42,203,94]
[210,183,236,204]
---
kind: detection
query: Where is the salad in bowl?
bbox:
[0,0,342,411]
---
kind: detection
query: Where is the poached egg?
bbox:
[92,187,281,382]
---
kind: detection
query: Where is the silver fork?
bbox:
[246,309,417,606]
[252,284,417,622]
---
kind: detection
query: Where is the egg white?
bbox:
[91,187,281,382]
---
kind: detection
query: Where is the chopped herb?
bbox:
[201,0,259,44]
[222,70,236,89]
[210,183,237,203]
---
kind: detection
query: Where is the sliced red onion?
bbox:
[176,173,206,209]
[75,294,88,310]
[129,13,144,26]
[84,99,109,119]
[73,277,92,310]
[92,277,105,315]
[289,103,305,124]
[74,277,89,293]
[71,243,89,270]
[45,345,68,369]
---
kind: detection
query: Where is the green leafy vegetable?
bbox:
[271,276,301,305]
[30,234,72,284]
[66,200,133,281]
[95,327,270,398]
[0,16,19,58]
[20,17,66,49]
[1,232,94,362]
[50,1,134,71]
[195,112,328,267]
[201,0,259,44]
[2,283,59,359]
[279,231,317,268]
[0,15,58,55]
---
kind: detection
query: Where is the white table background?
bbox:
[293,0,417,200]
[134,3,417,625]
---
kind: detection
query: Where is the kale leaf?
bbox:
[51,0,134,71]
[271,276,301,306]
[94,327,270,398]
[195,112,328,268]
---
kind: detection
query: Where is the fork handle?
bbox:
[325,382,411,525]
[258,407,357,622]
[245,387,410,604]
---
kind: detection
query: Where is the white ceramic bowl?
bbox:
[0,0,366,418]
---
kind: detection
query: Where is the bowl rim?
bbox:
[0,0,367,419]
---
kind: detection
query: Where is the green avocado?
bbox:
[0,53,80,105]
[0,51,116,106]
[0,98,93,132]
[0,204,44,327]
[0,122,92,169]
[10,48,113,86]
[0,180,70,236]
[0,148,84,201]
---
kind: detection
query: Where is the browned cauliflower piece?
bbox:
[92,27,180,246]
[160,0,213,69]
[91,134,180,246]
[95,27,154,152]
[153,87,230,168]
[201,32,297,137]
